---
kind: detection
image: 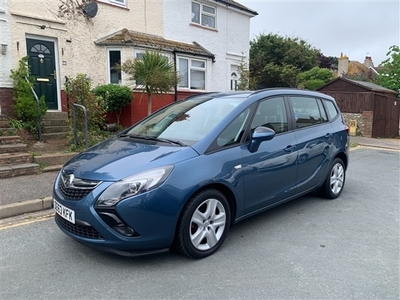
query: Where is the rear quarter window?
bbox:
[323,99,339,120]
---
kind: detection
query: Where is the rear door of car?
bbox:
[288,96,333,192]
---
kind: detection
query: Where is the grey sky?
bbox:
[239,0,400,66]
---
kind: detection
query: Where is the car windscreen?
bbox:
[126,97,246,146]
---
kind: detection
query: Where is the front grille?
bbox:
[58,180,93,200]
[58,170,101,200]
[56,214,103,239]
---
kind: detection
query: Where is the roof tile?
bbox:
[95,28,215,59]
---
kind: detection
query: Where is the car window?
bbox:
[216,108,250,147]
[289,96,325,128]
[251,97,288,134]
[323,99,339,120]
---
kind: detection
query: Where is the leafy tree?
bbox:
[249,33,319,88]
[237,56,250,91]
[93,84,132,126]
[9,56,47,133]
[376,45,400,94]
[297,67,335,90]
[121,51,179,115]
[316,51,338,69]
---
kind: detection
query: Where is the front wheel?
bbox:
[175,189,231,259]
[319,158,346,199]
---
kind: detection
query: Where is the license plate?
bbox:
[54,199,75,224]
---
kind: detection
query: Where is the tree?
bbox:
[121,51,179,115]
[249,33,319,89]
[316,51,338,69]
[297,67,335,90]
[376,45,400,94]
[93,84,132,126]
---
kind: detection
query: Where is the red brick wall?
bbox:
[361,111,373,138]
[107,91,200,128]
[0,88,15,117]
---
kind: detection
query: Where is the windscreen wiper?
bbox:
[118,134,186,146]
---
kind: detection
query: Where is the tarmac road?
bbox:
[0,146,398,299]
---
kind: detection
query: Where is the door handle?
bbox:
[284,145,296,152]
[50,71,56,79]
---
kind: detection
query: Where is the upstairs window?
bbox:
[98,0,127,7]
[191,1,216,28]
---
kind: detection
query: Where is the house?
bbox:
[0,0,257,127]
[318,77,399,138]
[337,53,381,81]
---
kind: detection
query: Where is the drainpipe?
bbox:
[173,50,177,102]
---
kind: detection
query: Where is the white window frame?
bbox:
[97,0,127,8]
[178,56,207,91]
[191,1,217,29]
[107,48,122,84]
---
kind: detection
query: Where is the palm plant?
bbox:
[121,51,179,115]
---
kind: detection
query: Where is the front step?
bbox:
[0,163,41,178]
[34,152,76,171]
[0,143,27,154]
[0,136,22,145]
[42,112,70,141]
[0,152,33,167]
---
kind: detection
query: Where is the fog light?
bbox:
[113,225,136,237]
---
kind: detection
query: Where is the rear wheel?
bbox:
[175,189,231,259]
[319,158,346,199]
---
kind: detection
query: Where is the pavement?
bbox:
[0,136,399,220]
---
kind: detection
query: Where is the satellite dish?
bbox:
[83,2,98,18]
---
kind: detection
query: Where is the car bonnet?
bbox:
[62,136,198,181]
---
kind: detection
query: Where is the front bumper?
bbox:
[53,173,182,254]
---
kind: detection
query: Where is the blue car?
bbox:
[53,89,349,258]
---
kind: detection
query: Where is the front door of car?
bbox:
[241,97,298,214]
[289,96,332,191]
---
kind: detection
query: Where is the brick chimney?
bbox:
[364,55,374,68]
[338,52,349,77]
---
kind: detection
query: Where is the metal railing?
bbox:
[25,76,42,142]
[72,103,88,150]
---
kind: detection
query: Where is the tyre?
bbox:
[175,189,231,259]
[319,158,346,199]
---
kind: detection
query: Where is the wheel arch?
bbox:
[176,183,238,229]
[335,152,348,170]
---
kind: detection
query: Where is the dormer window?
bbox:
[191,1,216,29]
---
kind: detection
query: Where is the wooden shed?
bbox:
[318,77,399,138]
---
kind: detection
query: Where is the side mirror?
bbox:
[249,126,275,153]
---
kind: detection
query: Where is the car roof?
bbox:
[187,88,335,102]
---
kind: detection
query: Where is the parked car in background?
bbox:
[53,89,349,259]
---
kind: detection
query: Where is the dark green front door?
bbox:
[26,38,58,110]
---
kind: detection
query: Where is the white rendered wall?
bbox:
[162,1,253,92]
[0,0,12,88]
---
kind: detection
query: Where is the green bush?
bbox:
[92,84,132,125]
[9,56,47,133]
[65,74,109,150]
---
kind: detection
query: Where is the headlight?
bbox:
[95,165,174,207]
